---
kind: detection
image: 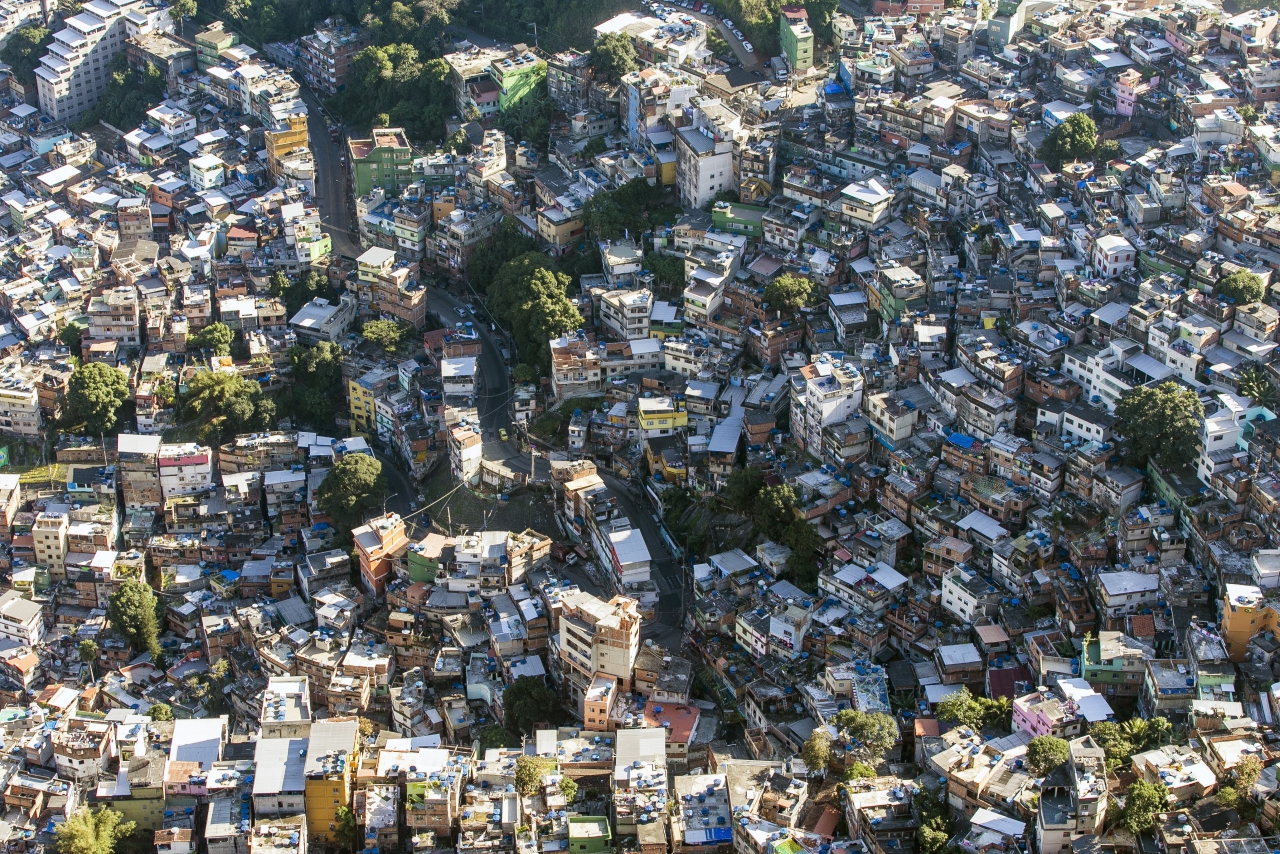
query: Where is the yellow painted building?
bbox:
[348,366,397,437]
[1221,583,1278,661]
[637,396,687,434]
[356,246,397,285]
[264,115,308,178]
[303,719,360,845]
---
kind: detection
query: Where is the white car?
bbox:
[723,17,733,26]
[743,41,753,51]
[733,29,743,38]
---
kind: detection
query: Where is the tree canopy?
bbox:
[763,273,813,314]
[1038,113,1098,170]
[328,50,456,142]
[801,727,831,774]
[1026,736,1070,776]
[581,178,671,242]
[592,32,637,82]
[502,675,562,733]
[148,703,174,721]
[106,579,160,659]
[182,372,275,444]
[269,269,338,318]
[488,254,582,374]
[830,709,898,766]
[191,322,234,356]
[1119,780,1169,834]
[362,319,413,352]
[1,26,52,87]
[514,755,552,796]
[315,454,389,533]
[74,54,166,132]
[1216,270,1266,305]
[935,686,1012,732]
[54,806,135,854]
[1114,381,1204,468]
[1238,363,1278,409]
[284,341,345,429]
[59,322,86,352]
[67,362,130,435]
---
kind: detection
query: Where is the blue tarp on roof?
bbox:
[947,433,977,449]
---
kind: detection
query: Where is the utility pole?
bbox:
[530,445,536,482]
[446,506,452,534]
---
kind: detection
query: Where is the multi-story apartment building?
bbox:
[349,128,415,197]
[352,512,408,597]
[88,286,140,347]
[157,443,212,503]
[118,433,163,511]
[674,97,740,208]
[33,510,69,581]
[780,5,814,71]
[555,591,641,706]
[0,589,45,645]
[36,0,159,122]
[298,18,369,95]
[1080,630,1150,698]
[0,366,41,437]
[598,288,653,341]
[1037,736,1109,854]
[348,366,397,438]
[490,48,545,110]
[194,20,237,70]
[791,355,865,454]
[290,294,356,344]
[303,720,359,846]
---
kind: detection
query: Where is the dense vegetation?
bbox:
[75,54,167,132]
[327,50,456,142]
[1114,382,1204,469]
[487,252,582,374]
[1,25,52,89]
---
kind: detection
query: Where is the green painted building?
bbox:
[712,201,767,239]
[348,127,415,197]
[780,6,814,72]
[194,21,240,72]
[490,50,546,111]
[568,817,612,854]
[1080,630,1148,699]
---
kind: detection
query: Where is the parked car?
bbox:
[723,17,733,25]
[498,428,508,441]
[454,306,466,317]
[743,41,753,51]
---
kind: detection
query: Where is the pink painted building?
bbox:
[1113,68,1159,117]
[1012,689,1085,739]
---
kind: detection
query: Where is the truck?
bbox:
[771,55,789,81]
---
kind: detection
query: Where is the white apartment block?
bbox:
[158,443,213,502]
[36,0,154,122]
[0,589,44,645]
[791,355,864,453]
[599,288,653,341]
[0,366,41,436]
[1060,339,1173,413]
[674,97,740,208]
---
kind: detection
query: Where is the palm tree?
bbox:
[1237,363,1278,409]
[984,695,1013,730]
[77,639,98,682]
[1122,718,1150,750]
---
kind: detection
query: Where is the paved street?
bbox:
[600,472,685,649]
[298,85,360,259]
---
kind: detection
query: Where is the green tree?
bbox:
[316,454,389,532]
[54,806,136,854]
[801,727,832,774]
[1237,363,1277,409]
[1114,381,1205,468]
[191,322,234,356]
[148,703,173,721]
[78,639,98,681]
[503,675,562,734]
[514,755,553,796]
[784,520,823,592]
[269,269,338,317]
[723,467,764,513]
[286,341,345,428]
[497,68,555,151]
[512,364,537,383]
[59,322,86,351]
[753,484,798,542]
[592,32,638,82]
[1119,780,1168,834]
[581,136,608,158]
[936,686,986,730]
[489,258,582,374]
[843,762,877,780]
[1,26,52,87]
[168,0,196,24]
[1088,721,1135,761]
[67,362,129,434]
[1235,753,1263,797]
[1241,105,1259,125]
[74,54,167,132]
[362,319,411,352]
[763,273,813,314]
[914,787,953,854]
[106,579,160,658]
[182,372,274,441]
[333,806,360,852]
[478,724,521,750]
[1216,270,1266,305]
[469,217,538,295]
[1038,112,1099,169]
[804,0,840,41]
[560,776,579,803]
[831,709,898,765]
[1026,736,1070,776]
[1094,138,1121,164]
